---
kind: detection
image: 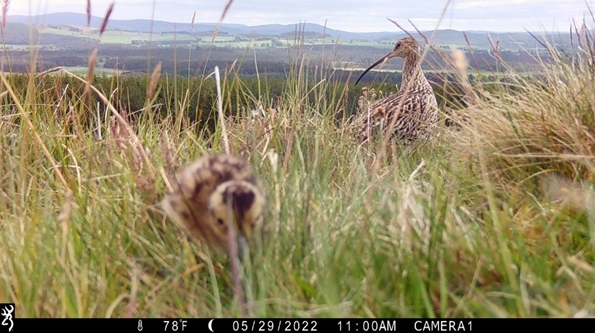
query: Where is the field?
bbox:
[38,26,198,44]
[36,28,394,49]
[0,7,594,320]
[35,29,477,50]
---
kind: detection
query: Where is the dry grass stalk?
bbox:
[211,0,235,42]
[208,66,248,318]
[147,61,162,101]
[61,68,157,183]
[2,0,9,28]
[0,72,69,188]
[451,48,475,105]
[58,188,75,272]
[126,263,140,318]
[226,202,247,317]
[214,66,231,155]
[86,0,91,27]
[159,131,179,184]
[100,2,114,36]
[109,115,157,204]
[190,11,196,30]
[57,188,74,228]
[219,0,234,25]
[36,66,64,78]
[68,103,84,138]
[487,34,501,63]
[462,32,480,73]
[85,48,98,97]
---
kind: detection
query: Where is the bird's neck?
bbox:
[401,54,424,89]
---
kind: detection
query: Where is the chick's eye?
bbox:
[217,218,224,225]
[396,42,401,48]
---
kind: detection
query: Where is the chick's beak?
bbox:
[355,51,397,86]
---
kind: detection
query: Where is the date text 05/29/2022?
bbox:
[230,320,472,332]
[337,320,472,332]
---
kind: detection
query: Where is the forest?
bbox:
[3,42,549,76]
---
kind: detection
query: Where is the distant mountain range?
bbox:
[4,12,575,49]
[7,12,391,39]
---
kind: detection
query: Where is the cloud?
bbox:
[5,0,594,32]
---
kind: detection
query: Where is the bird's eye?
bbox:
[396,42,401,48]
[217,218,224,225]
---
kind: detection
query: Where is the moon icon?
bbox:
[208,319,214,332]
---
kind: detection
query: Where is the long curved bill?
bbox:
[355,51,395,85]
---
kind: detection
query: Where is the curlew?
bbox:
[160,154,266,258]
[354,36,439,146]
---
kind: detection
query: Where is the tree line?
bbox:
[0,41,550,75]
[2,69,516,142]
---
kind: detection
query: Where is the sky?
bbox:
[7,0,595,33]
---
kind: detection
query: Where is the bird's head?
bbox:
[355,36,420,85]
[208,180,266,258]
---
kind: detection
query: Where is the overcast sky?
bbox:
[8,0,595,32]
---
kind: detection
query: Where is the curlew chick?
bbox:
[354,36,439,146]
[160,154,266,258]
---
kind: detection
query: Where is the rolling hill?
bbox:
[3,12,574,50]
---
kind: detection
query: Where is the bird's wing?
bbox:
[356,90,415,140]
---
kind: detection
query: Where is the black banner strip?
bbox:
[3,318,594,332]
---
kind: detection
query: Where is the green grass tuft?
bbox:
[0,10,594,319]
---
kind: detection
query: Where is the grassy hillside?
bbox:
[0,14,594,319]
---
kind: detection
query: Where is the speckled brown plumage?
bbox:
[160,154,266,255]
[354,36,439,146]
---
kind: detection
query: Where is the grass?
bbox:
[0,2,594,319]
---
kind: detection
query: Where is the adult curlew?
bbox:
[160,154,266,258]
[354,36,439,146]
